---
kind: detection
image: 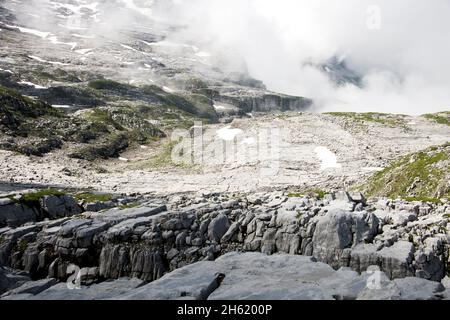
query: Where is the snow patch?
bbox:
[52,105,72,109]
[71,34,95,39]
[213,104,230,111]
[195,51,211,58]
[121,44,136,51]
[314,146,342,170]
[48,36,78,50]
[18,81,47,89]
[3,23,49,38]
[0,68,13,74]
[217,127,244,141]
[163,86,175,93]
[75,48,94,55]
[59,24,87,31]
[28,55,69,66]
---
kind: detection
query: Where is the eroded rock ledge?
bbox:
[0,190,449,299]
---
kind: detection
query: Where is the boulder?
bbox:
[393,277,445,300]
[84,201,115,212]
[349,244,380,273]
[312,209,379,268]
[221,221,241,243]
[0,203,39,227]
[378,241,415,279]
[334,191,353,203]
[390,211,418,227]
[349,193,367,205]
[414,237,446,281]
[208,214,230,243]
[79,267,99,286]
[42,195,83,219]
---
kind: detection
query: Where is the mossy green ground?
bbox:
[5,189,67,208]
[83,109,125,131]
[360,143,450,202]
[423,112,450,126]
[20,189,66,203]
[288,189,327,199]
[325,112,408,128]
[75,193,113,203]
[145,140,189,169]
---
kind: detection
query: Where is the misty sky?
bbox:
[152,0,450,114]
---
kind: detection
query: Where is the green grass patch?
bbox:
[361,144,450,200]
[310,189,327,199]
[88,79,133,92]
[288,193,305,198]
[83,108,125,131]
[404,197,442,204]
[423,112,450,126]
[20,189,66,204]
[325,112,407,128]
[288,189,327,199]
[75,193,113,203]
[143,139,192,169]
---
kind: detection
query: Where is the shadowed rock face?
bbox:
[0,267,30,295]
[0,194,83,228]
[2,252,447,300]
[0,190,448,298]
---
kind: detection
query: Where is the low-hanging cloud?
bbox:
[150,0,450,115]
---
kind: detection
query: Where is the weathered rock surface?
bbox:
[14,278,144,300]
[41,195,83,219]
[0,191,448,300]
[0,267,30,294]
[3,252,446,300]
[0,202,38,228]
[1,277,57,297]
[0,192,83,228]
